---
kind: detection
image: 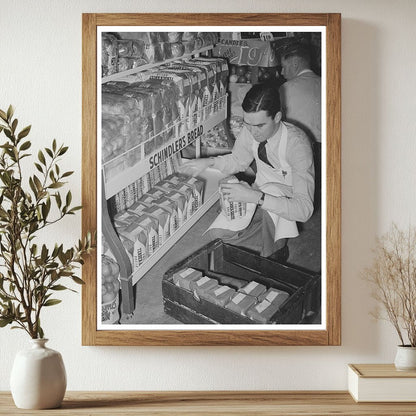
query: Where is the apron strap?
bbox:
[278,123,290,173]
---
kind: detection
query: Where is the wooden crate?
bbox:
[162,240,321,324]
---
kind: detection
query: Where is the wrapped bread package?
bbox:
[172,267,203,290]
[225,292,257,317]
[190,276,218,299]
[219,175,247,220]
[171,182,194,219]
[200,284,236,307]
[166,172,192,184]
[164,190,187,225]
[102,93,140,119]
[183,40,195,54]
[182,32,197,41]
[141,187,165,203]
[246,298,283,324]
[153,196,179,236]
[144,205,171,245]
[184,176,205,212]
[119,32,158,45]
[117,222,148,269]
[136,174,152,196]
[182,61,213,119]
[239,281,267,299]
[144,43,164,63]
[113,211,140,228]
[102,33,118,76]
[124,182,141,208]
[258,288,290,306]
[136,215,159,256]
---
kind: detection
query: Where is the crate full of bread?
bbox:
[162,240,321,325]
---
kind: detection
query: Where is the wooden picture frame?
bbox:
[82,13,341,346]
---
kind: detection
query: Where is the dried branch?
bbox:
[362,223,416,346]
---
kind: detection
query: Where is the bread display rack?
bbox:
[101,44,232,317]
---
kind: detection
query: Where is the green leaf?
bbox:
[19,140,31,151]
[61,171,74,178]
[41,244,48,262]
[17,125,31,140]
[0,109,7,121]
[3,129,12,140]
[43,299,62,307]
[34,162,43,173]
[41,202,50,221]
[48,182,64,189]
[29,177,37,197]
[55,192,62,208]
[33,175,43,192]
[0,317,13,327]
[38,150,46,165]
[69,206,82,213]
[71,276,85,285]
[50,285,68,291]
[38,325,44,339]
[52,139,57,152]
[45,148,53,158]
[58,146,68,156]
[6,105,14,122]
[65,191,72,207]
[11,118,18,133]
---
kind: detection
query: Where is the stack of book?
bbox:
[348,364,416,402]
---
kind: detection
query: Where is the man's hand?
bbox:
[220,181,262,204]
[178,158,212,177]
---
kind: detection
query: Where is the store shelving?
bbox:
[100,44,231,315]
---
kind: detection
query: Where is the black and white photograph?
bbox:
[98,27,325,330]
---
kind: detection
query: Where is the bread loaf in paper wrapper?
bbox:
[225,292,257,316]
[200,284,236,307]
[238,281,267,299]
[172,267,203,291]
[190,276,218,300]
[219,175,247,220]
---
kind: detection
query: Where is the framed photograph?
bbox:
[82,13,341,346]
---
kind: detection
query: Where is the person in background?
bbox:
[279,43,322,208]
[279,43,321,144]
[180,83,315,261]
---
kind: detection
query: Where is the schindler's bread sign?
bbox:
[213,38,278,67]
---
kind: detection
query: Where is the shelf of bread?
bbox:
[105,165,227,288]
[102,46,214,84]
[102,98,227,198]
[127,167,227,286]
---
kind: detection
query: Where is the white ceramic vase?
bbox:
[394,345,416,371]
[10,338,67,409]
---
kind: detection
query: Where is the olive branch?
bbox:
[0,105,95,339]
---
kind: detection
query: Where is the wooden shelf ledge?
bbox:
[1,391,416,415]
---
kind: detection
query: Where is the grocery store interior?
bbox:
[100,31,322,325]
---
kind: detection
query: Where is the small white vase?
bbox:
[394,345,416,371]
[10,338,67,409]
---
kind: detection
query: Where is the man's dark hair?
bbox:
[242,83,281,118]
[281,42,312,65]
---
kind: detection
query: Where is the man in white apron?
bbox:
[181,83,315,259]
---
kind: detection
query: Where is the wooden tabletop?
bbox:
[2,391,416,415]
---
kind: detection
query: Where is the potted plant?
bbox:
[363,223,416,370]
[0,106,95,408]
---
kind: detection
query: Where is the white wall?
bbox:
[1,0,416,391]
